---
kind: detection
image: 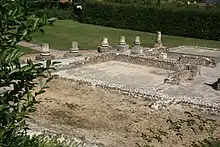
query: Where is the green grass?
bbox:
[31,20,220,50]
[18,46,39,54]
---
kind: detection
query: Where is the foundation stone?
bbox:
[97,37,111,53]
[131,36,143,54]
[35,43,55,61]
[117,36,129,52]
[64,41,82,58]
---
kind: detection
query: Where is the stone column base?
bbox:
[131,45,143,54]
[117,44,129,52]
[63,52,82,58]
[97,46,110,53]
[35,54,55,61]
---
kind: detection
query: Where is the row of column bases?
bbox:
[35,31,163,60]
[98,31,163,54]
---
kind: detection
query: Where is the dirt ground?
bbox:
[31,78,220,147]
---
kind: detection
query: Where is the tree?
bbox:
[0,0,58,146]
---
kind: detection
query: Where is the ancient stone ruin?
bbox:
[64,41,82,58]
[97,37,112,53]
[131,36,143,54]
[117,36,129,52]
[35,43,55,61]
[29,31,220,111]
[154,31,163,48]
[57,31,219,86]
[177,54,216,68]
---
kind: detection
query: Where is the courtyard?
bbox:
[30,78,220,147]
[16,21,220,146]
[2,1,220,146]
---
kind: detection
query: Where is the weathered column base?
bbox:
[117,44,129,52]
[63,52,82,58]
[35,54,55,61]
[131,45,143,55]
[97,46,111,53]
[154,42,163,48]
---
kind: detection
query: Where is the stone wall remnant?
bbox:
[177,54,216,68]
[117,36,129,52]
[58,52,200,85]
[131,36,143,54]
[35,43,55,61]
[97,37,111,53]
[159,52,167,59]
[164,64,201,85]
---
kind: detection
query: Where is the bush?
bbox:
[103,0,156,5]
[45,8,73,20]
[0,0,67,146]
[82,1,220,40]
[6,133,79,147]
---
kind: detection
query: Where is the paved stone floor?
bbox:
[65,61,171,88]
[56,61,220,109]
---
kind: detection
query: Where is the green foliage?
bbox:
[138,111,220,147]
[81,1,220,40]
[5,133,80,147]
[45,8,73,20]
[0,0,61,146]
[103,0,157,5]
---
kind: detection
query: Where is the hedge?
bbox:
[81,1,220,40]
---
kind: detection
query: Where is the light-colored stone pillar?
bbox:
[40,43,50,56]
[70,41,79,53]
[154,31,163,48]
[117,36,129,52]
[64,41,82,58]
[134,36,141,45]
[119,36,126,45]
[97,37,111,53]
[101,37,109,47]
[131,36,143,54]
[36,43,55,61]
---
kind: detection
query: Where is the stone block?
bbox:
[63,52,82,58]
[35,54,55,61]
[117,36,129,52]
[97,37,111,53]
[131,45,143,54]
[131,36,143,54]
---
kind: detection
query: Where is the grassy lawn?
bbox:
[18,46,39,54]
[31,20,220,50]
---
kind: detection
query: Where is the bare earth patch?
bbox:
[31,78,220,147]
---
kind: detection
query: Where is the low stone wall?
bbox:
[114,53,180,71]
[55,74,220,111]
[56,53,116,70]
[56,52,201,84]
[177,55,216,68]
[164,64,201,84]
